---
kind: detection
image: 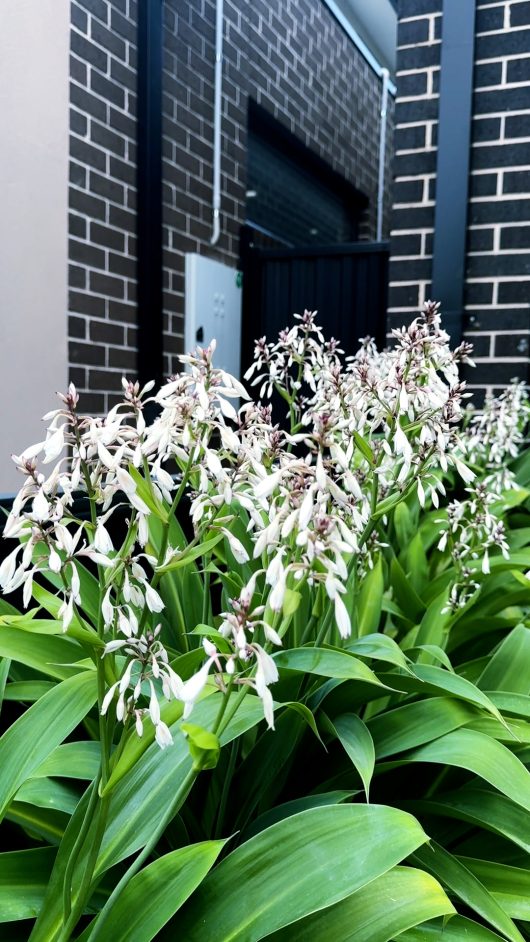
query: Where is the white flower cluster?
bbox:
[1,304,479,747]
[437,481,510,611]
[462,379,530,490]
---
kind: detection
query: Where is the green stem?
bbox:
[62,773,101,923]
[57,794,111,942]
[214,739,238,839]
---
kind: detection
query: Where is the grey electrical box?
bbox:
[184,254,243,379]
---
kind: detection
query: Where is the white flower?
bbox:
[94,520,114,555]
[32,490,50,522]
[144,583,165,613]
[155,720,173,748]
[222,529,250,564]
[334,594,351,639]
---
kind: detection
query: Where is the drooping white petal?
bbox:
[144,583,165,613]
[334,594,351,639]
[155,720,173,748]
[179,660,213,705]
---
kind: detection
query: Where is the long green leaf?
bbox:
[347,634,411,672]
[3,680,55,701]
[14,777,81,816]
[87,841,225,942]
[31,741,101,780]
[0,624,87,679]
[243,792,355,841]
[412,842,524,942]
[460,856,530,921]
[274,648,389,686]
[30,696,266,942]
[331,713,375,800]
[398,915,507,941]
[157,533,224,572]
[477,625,530,693]
[395,665,506,725]
[0,847,56,922]
[406,728,530,812]
[414,786,530,854]
[368,698,476,758]
[265,867,453,942]
[0,670,97,820]
[168,805,429,941]
[356,558,384,636]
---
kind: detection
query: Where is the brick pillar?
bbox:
[389,0,530,398]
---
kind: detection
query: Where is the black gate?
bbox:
[240,230,389,371]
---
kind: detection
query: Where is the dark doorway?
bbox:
[240,225,389,372]
[246,101,367,248]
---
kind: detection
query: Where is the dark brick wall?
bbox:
[160,0,394,376]
[389,0,530,396]
[68,0,395,397]
[69,0,138,413]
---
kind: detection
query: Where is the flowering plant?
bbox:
[2,304,530,941]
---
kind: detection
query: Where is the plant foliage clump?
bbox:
[1,302,530,941]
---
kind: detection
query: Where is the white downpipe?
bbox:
[321,0,396,93]
[210,0,223,246]
[376,68,390,243]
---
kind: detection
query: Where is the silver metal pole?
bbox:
[210,0,223,245]
[376,68,390,242]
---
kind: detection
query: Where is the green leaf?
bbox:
[14,777,81,816]
[0,670,97,821]
[412,842,525,942]
[460,856,530,921]
[356,558,384,636]
[86,841,226,942]
[30,697,266,942]
[6,804,68,845]
[477,624,530,693]
[347,633,411,672]
[352,430,375,465]
[169,805,429,941]
[281,701,323,743]
[406,728,530,812]
[405,664,506,725]
[31,584,99,644]
[390,557,425,622]
[127,464,169,521]
[0,596,21,616]
[264,867,453,942]
[273,648,390,687]
[181,722,221,771]
[0,657,9,715]
[329,713,375,800]
[405,533,429,595]
[0,623,87,679]
[416,786,530,854]
[406,645,454,671]
[282,587,301,617]
[157,533,224,572]
[368,698,476,759]
[399,915,507,941]
[31,741,100,780]
[3,680,55,701]
[244,792,355,841]
[394,502,414,551]
[416,590,451,648]
[0,847,56,922]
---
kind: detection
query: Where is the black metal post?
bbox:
[431,0,476,344]
[137,0,164,390]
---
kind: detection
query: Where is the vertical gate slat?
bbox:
[241,239,389,373]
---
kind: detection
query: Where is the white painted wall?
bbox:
[0,0,70,493]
